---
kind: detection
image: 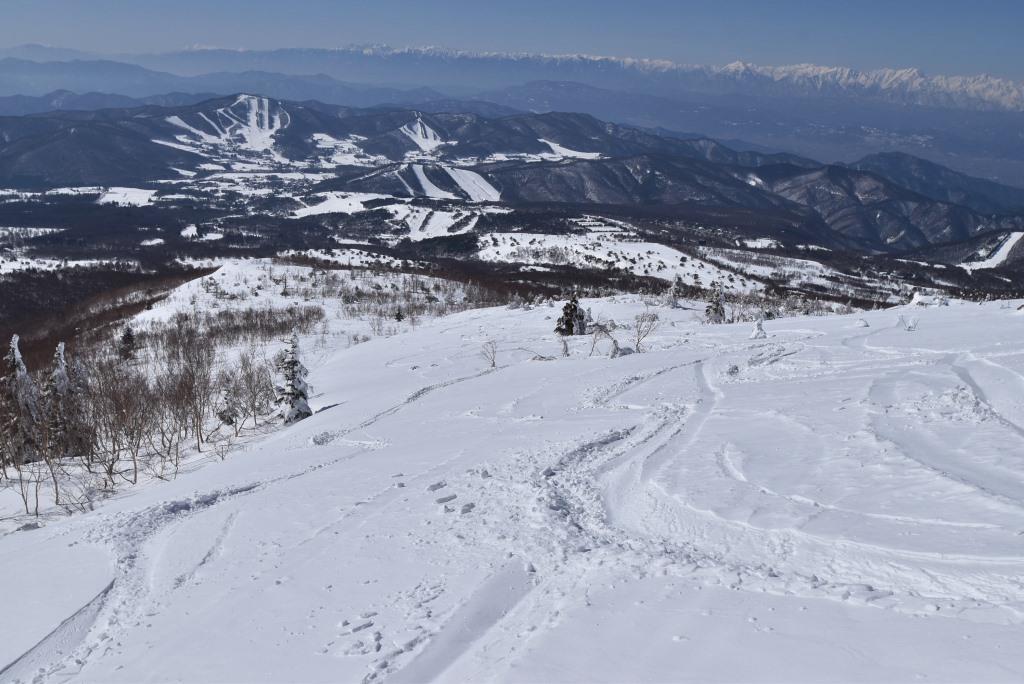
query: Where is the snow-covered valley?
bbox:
[3,263,1024,682]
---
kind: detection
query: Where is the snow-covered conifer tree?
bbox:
[40,342,92,464]
[42,342,70,457]
[555,294,582,336]
[1,335,40,465]
[667,276,685,308]
[705,283,726,324]
[275,333,312,424]
[573,302,588,336]
[217,383,243,435]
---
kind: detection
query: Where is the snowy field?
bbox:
[3,277,1024,681]
[478,230,762,290]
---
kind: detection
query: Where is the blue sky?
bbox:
[2,0,1022,79]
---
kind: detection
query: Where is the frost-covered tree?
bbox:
[1,335,40,467]
[555,295,578,336]
[555,294,588,336]
[216,385,241,430]
[750,319,767,340]
[42,343,73,457]
[275,333,312,424]
[666,276,686,308]
[705,283,726,324]
[575,303,588,336]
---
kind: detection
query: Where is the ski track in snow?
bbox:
[5,294,1024,682]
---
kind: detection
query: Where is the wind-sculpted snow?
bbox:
[3,294,1024,681]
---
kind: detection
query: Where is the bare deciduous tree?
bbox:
[480,340,498,369]
[633,309,660,353]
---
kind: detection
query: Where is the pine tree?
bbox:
[42,342,70,458]
[119,326,137,361]
[275,333,312,424]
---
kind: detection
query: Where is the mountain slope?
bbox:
[0,58,443,106]
[756,164,1024,249]
[2,93,1023,251]
[478,80,1024,189]
[851,152,1024,214]
[0,90,220,116]
[5,51,1024,184]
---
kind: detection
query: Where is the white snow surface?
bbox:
[400,118,449,152]
[4,283,1024,681]
[96,188,157,207]
[292,192,390,218]
[0,258,114,274]
[312,133,388,167]
[479,221,761,289]
[443,167,501,202]
[738,237,781,249]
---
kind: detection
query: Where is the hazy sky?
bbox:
[2,0,1022,80]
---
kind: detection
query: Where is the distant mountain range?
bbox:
[0,90,216,116]
[83,46,1023,113]
[2,93,1024,252]
[2,47,1024,187]
[0,57,444,106]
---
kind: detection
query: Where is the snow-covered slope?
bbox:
[961,231,1024,272]
[163,94,290,162]
[3,278,1024,682]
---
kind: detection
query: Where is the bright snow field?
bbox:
[2,278,1024,682]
